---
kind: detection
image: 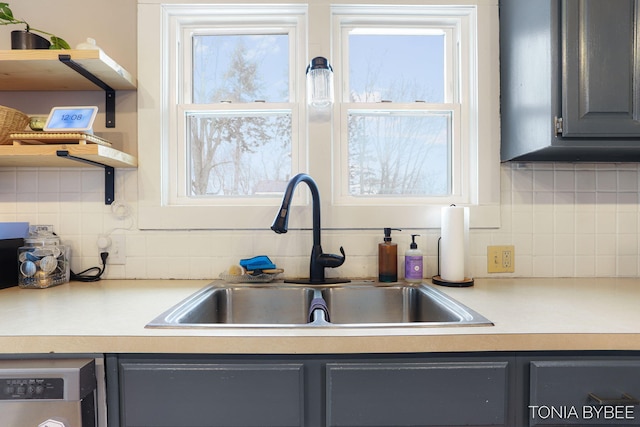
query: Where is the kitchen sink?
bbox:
[322,285,483,325]
[148,286,316,325]
[146,281,493,328]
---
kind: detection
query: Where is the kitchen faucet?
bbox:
[271,173,349,284]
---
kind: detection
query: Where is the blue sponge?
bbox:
[239,255,276,271]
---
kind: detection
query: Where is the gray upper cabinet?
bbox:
[500,0,640,161]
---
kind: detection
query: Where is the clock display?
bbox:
[44,106,98,131]
[61,114,84,121]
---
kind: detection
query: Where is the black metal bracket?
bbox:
[58,54,116,128]
[56,150,115,205]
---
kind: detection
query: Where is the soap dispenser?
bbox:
[379,228,400,282]
[404,234,423,283]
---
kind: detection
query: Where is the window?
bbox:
[187,33,291,197]
[336,19,460,203]
[137,1,500,230]
[163,6,306,211]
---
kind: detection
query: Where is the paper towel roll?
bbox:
[440,205,469,282]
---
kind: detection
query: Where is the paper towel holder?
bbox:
[432,237,474,287]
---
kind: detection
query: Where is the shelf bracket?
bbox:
[56,150,115,205]
[58,54,116,128]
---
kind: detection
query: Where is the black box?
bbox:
[0,238,24,289]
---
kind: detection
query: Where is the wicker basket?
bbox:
[0,106,30,145]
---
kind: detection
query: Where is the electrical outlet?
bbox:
[105,235,126,265]
[487,245,515,273]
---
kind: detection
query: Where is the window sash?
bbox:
[336,103,465,206]
[170,103,301,206]
[181,26,299,104]
[165,6,307,207]
[333,7,467,207]
[340,25,457,104]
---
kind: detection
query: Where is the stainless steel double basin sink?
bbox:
[146,281,493,329]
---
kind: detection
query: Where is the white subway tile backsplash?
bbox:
[0,170,17,193]
[575,233,596,256]
[533,169,554,191]
[596,170,617,192]
[618,256,638,277]
[576,170,596,191]
[618,170,639,192]
[575,255,596,276]
[37,171,60,193]
[595,255,616,276]
[596,212,617,234]
[532,255,554,277]
[1,162,640,279]
[618,233,638,256]
[554,170,575,191]
[59,170,82,193]
[553,256,574,277]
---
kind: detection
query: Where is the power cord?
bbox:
[71,252,109,282]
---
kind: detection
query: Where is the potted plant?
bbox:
[0,2,70,49]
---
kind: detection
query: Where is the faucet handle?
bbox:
[317,246,346,268]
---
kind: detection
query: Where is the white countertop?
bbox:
[0,277,638,354]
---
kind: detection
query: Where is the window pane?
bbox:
[192,34,289,103]
[187,111,292,196]
[349,33,445,103]
[347,111,450,196]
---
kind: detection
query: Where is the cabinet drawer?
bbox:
[326,361,509,426]
[530,360,640,426]
[119,362,304,427]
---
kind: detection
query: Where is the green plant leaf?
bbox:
[49,36,70,50]
[0,3,15,21]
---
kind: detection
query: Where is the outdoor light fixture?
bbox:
[306,57,334,109]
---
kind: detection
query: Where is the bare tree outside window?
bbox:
[189,34,291,197]
[186,30,450,198]
[347,32,450,196]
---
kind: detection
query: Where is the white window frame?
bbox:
[137,0,500,230]
[325,4,499,229]
[172,22,304,205]
[138,2,308,229]
[335,14,463,206]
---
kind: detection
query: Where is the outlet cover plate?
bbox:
[487,245,515,273]
[108,235,126,265]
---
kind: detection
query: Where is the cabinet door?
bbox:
[326,361,509,427]
[562,0,640,137]
[119,362,304,427]
[529,360,640,426]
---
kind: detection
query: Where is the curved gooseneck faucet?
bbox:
[271,173,349,284]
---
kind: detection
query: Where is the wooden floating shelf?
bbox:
[0,49,136,91]
[0,144,137,168]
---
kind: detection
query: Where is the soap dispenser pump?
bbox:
[379,228,401,282]
[404,234,423,283]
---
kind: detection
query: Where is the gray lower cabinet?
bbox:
[108,354,514,427]
[500,0,640,162]
[117,361,304,427]
[326,362,509,426]
[108,353,640,427]
[527,360,640,426]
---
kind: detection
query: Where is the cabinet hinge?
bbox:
[554,117,563,134]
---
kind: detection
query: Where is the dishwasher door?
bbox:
[0,358,97,427]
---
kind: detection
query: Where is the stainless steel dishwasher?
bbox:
[0,358,97,427]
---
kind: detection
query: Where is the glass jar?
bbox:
[18,225,70,289]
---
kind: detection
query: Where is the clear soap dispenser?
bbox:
[379,228,400,282]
